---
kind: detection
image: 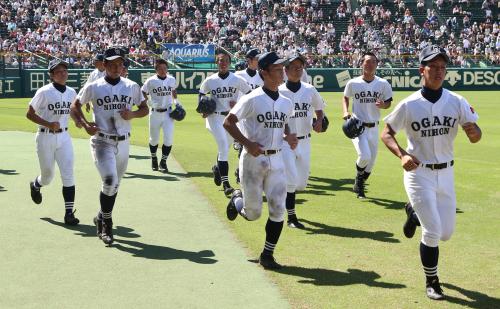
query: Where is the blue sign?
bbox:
[162,44,215,63]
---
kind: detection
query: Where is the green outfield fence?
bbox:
[1,68,499,98]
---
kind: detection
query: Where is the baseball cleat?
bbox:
[30,181,42,204]
[234,168,240,184]
[93,216,103,239]
[151,157,158,171]
[287,218,305,229]
[212,165,222,186]
[226,189,242,221]
[64,210,80,226]
[259,253,282,270]
[159,159,168,173]
[354,174,366,198]
[426,277,444,300]
[101,221,114,246]
[224,186,235,198]
[403,202,420,238]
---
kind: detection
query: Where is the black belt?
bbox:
[98,132,130,141]
[214,111,229,116]
[362,121,379,128]
[263,149,281,156]
[152,108,169,112]
[297,133,311,140]
[422,160,454,170]
[39,127,67,133]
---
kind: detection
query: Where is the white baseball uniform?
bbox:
[230,87,293,222]
[199,72,251,161]
[78,77,143,196]
[283,68,309,83]
[344,75,393,172]
[235,69,263,90]
[141,74,177,147]
[384,89,478,247]
[279,82,326,192]
[30,83,77,187]
[79,68,105,95]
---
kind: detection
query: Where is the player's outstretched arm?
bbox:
[119,101,149,120]
[70,98,99,135]
[381,124,420,171]
[26,106,60,131]
[462,122,482,143]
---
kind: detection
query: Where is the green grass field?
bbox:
[1,91,499,308]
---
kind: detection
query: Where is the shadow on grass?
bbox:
[129,154,150,160]
[366,197,406,211]
[124,172,179,181]
[0,185,6,192]
[167,171,213,179]
[40,217,141,238]
[300,219,400,243]
[307,176,353,193]
[113,239,217,264]
[0,169,19,175]
[274,265,406,288]
[442,283,500,308]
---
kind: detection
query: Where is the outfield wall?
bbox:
[1,68,499,98]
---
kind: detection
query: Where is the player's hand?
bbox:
[119,109,134,120]
[462,122,480,140]
[85,103,91,113]
[84,122,100,136]
[401,154,420,171]
[245,141,264,157]
[313,117,323,133]
[375,99,386,109]
[48,122,61,131]
[285,133,298,150]
[229,100,237,108]
[342,113,351,120]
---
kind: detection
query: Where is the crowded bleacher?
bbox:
[0,0,498,68]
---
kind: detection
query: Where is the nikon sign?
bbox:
[0,68,498,98]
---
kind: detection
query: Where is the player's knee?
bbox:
[422,231,440,248]
[357,155,371,167]
[296,180,307,191]
[269,205,285,222]
[244,208,262,221]
[61,176,75,187]
[40,169,55,186]
[440,227,454,242]
[102,175,118,195]
[286,183,296,192]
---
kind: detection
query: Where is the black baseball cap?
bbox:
[94,54,105,61]
[245,48,260,59]
[419,45,449,64]
[287,54,306,66]
[258,52,287,70]
[48,59,68,72]
[104,47,127,60]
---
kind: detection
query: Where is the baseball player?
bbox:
[199,50,251,197]
[342,51,393,198]
[233,48,264,183]
[82,54,106,113]
[223,52,298,269]
[142,59,179,172]
[279,54,326,229]
[381,45,482,300]
[70,47,149,246]
[27,59,79,225]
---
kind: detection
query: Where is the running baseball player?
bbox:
[82,54,105,113]
[233,48,264,183]
[27,59,79,225]
[199,50,251,197]
[224,52,298,269]
[381,45,481,300]
[70,46,149,246]
[279,54,326,229]
[142,59,179,172]
[342,51,393,198]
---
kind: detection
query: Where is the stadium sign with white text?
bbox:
[162,44,215,63]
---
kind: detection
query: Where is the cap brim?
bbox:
[272,58,288,65]
[421,53,449,64]
[287,56,305,64]
[105,55,124,61]
[49,61,68,71]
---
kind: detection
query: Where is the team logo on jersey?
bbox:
[354,91,381,103]
[48,101,71,115]
[152,86,172,97]
[292,102,311,118]
[211,86,237,99]
[411,116,457,137]
[96,95,132,110]
[257,111,288,128]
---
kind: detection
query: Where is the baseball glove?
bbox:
[342,116,364,139]
[169,105,186,121]
[312,116,329,132]
[196,96,217,115]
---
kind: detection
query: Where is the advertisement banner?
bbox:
[162,44,215,63]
